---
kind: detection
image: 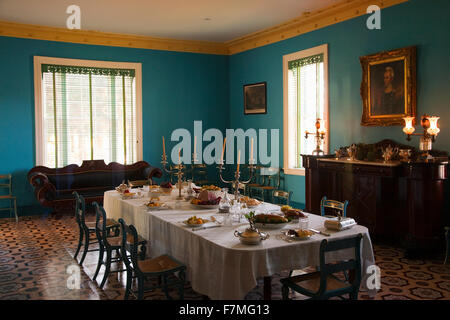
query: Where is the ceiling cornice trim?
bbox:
[226,0,409,55]
[0,0,409,56]
[0,20,228,55]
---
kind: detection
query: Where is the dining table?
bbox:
[103,189,376,300]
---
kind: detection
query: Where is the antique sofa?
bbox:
[27,160,162,212]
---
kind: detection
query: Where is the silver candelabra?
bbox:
[217,162,255,201]
[161,155,184,200]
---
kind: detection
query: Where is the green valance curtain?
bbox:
[288,53,324,70]
[42,64,135,77]
[41,64,136,168]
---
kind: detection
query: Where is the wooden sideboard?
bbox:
[303,155,448,256]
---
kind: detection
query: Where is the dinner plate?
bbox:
[254,222,289,229]
[182,219,210,228]
[281,230,312,240]
[145,204,170,211]
[121,193,138,200]
[191,204,220,210]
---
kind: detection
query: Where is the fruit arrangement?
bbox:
[186,216,207,225]
[145,201,161,207]
[254,214,288,224]
[201,185,221,191]
[239,196,260,207]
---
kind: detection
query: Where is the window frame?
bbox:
[33,56,143,166]
[282,44,329,176]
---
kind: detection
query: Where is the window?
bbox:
[283,44,329,175]
[34,56,142,168]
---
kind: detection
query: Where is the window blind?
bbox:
[41,64,137,168]
[287,54,325,168]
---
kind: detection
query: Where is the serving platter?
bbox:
[254,222,289,229]
[182,219,211,228]
[281,230,312,240]
[191,204,220,210]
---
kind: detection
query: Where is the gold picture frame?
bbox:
[360,46,416,126]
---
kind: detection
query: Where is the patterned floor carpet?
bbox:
[0,215,449,300]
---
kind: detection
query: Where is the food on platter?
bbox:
[284,208,306,219]
[115,183,129,194]
[149,184,159,189]
[191,190,221,206]
[286,229,314,237]
[239,196,261,207]
[160,182,173,189]
[284,229,314,239]
[185,216,209,225]
[254,214,288,224]
[145,201,162,208]
[121,190,135,198]
[160,182,173,194]
[280,205,292,213]
[201,185,221,191]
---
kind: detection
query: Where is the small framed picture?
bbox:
[243,82,267,115]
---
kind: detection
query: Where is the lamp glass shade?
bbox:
[427,116,440,136]
[403,116,415,135]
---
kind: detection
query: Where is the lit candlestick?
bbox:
[162,136,166,159]
[250,138,254,164]
[237,150,241,172]
[221,137,227,164]
[178,148,181,165]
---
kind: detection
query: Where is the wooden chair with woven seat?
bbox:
[0,174,18,223]
[118,218,186,300]
[281,234,363,300]
[272,190,292,206]
[249,167,280,202]
[320,196,348,218]
[92,202,147,289]
[73,192,119,265]
[247,165,265,199]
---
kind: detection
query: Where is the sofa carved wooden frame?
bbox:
[28,160,163,212]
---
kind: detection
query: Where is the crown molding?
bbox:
[226,0,409,55]
[0,20,228,55]
[0,0,409,56]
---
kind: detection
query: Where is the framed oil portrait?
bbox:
[244,82,267,114]
[360,46,416,126]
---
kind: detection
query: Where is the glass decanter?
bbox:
[219,188,231,213]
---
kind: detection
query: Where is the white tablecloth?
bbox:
[104,190,375,300]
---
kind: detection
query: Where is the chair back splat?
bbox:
[281,234,363,300]
[320,196,348,218]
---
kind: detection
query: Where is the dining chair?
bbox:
[280,234,363,300]
[92,202,147,289]
[0,174,18,222]
[118,218,186,300]
[192,164,212,186]
[250,167,280,202]
[272,190,292,206]
[73,192,119,265]
[247,166,266,200]
[320,196,348,218]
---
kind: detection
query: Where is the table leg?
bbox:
[263,276,272,300]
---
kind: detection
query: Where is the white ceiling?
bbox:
[0,0,340,42]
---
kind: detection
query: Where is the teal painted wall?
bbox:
[228,0,450,205]
[0,36,229,213]
[1,0,449,214]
